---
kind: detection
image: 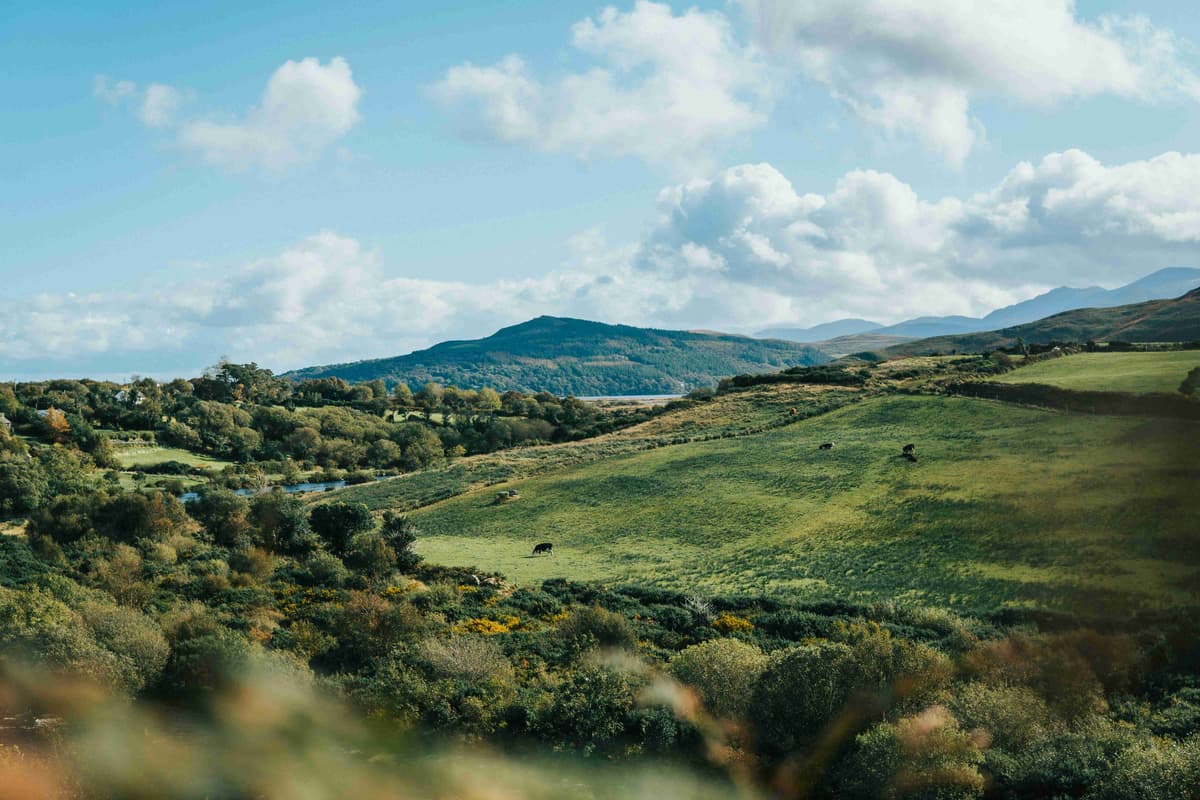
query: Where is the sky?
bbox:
[2,0,1199,380]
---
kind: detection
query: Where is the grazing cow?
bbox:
[902,443,915,455]
[902,452,918,462]
[818,442,835,450]
[532,542,554,556]
[789,407,798,415]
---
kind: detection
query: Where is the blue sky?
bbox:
[2,1,1199,379]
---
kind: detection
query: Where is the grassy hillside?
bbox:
[995,351,1200,394]
[883,287,1200,356]
[284,316,829,395]
[325,383,864,512]
[408,395,1199,613]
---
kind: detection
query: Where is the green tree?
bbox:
[188,488,251,547]
[1180,366,1200,396]
[379,512,421,571]
[345,532,396,581]
[309,502,373,555]
[249,490,316,555]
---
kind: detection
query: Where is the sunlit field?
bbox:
[414,395,1200,612]
[995,350,1199,394]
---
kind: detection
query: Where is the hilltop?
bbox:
[882,286,1200,357]
[285,316,829,395]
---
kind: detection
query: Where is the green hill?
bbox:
[994,350,1200,394]
[284,316,829,395]
[394,393,1198,613]
[882,287,1200,357]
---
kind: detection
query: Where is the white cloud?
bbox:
[138,83,185,127]
[4,150,1199,376]
[739,0,1200,164]
[178,57,362,170]
[92,58,362,171]
[431,1,767,170]
[93,75,137,104]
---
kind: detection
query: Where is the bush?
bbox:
[831,707,985,800]
[297,551,348,587]
[1090,737,1200,800]
[420,637,514,683]
[345,532,396,581]
[749,641,864,758]
[556,605,638,653]
[538,663,641,755]
[669,638,767,720]
[77,601,168,693]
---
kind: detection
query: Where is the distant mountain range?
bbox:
[287,267,1198,396]
[758,268,1200,342]
[882,285,1200,357]
[285,316,829,395]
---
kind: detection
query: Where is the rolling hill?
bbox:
[285,316,829,395]
[394,393,1199,612]
[881,286,1200,357]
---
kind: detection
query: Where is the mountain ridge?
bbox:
[761,267,1200,342]
[284,316,829,395]
[880,285,1200,357]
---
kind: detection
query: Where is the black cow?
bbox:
[532,542,554,556]
[902,452,918,462]
[818,442,835,450]
[902,443,915,455]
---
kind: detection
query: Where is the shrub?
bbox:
[420,637,514,683]
[711,612,754,634]
[749,641,864,758]
[90,544,153,609]
[538,663,640,755]
[831,706,986,800]
[1090,737,1200,800]
[556,606,638,653]
[297,551,349,587]
[77,601,168,693]
[669,638,767,720]
[345,532,396,581]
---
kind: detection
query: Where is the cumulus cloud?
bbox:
[739,0,1200,164]
[4,149,1199,377]
[179,57,362,170]
[138,83,185,127]
[92,58,362,170]
[431,1,767,169]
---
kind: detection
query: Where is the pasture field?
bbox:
[410,395,1200,613]
[995,350,1200,394]
[325,384,862,512]
[111,443,234,470]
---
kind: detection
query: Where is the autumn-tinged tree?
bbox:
[43,406,71,443]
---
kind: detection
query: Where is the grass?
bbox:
[995,350,1200,394]
[111,443,234,470]
[324,384,863,512]
[408,395,1200,614]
